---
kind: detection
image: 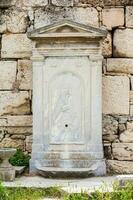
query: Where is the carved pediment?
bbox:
[28,20,107,39]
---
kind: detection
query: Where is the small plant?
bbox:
[44,186,63,198]
[0,182,8,200]
[64,191,88,200]
[9,149,30,167]
[64,192,88,200]
[111,182,133,200]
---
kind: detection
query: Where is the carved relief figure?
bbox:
[50,73,82,143]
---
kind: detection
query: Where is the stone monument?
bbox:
[0,148,16,181]
[28,20,107,177]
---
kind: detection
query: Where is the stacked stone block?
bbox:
[0,0,133,174]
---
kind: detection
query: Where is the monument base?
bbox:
[30,152,106,178]
[36,161,106,178]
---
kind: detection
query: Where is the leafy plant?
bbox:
[0,182,8,200]
[111,182,133,200]
[44,186,63,198]
[64,193,88,200]
[7,188,45,200]
[9,149,30,167]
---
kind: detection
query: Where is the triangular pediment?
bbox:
[28,20,107,39]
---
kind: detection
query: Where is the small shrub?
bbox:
[9,149,30,167]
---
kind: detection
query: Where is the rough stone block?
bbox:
[119,116,128,124]
[119,123,126,133]
[113,28,133,58]
[6,127,32,135]
[102,8,124,30]
[0,61,16,90]
[102,115,118,142]
[0,127,29,139]
[17,60,32,90]
[107,160,133,174]
[77,0,133,6]
[102,76,129,115]
[112,143,133,161]
[0,0,15,8]
[107,58,133,74]
[126,6,133,28]
[127,121,133,130]
[1,34,32,59]
[11,135,25,139]
[0,116,32,127]
[52,0,73,6]
[0,10,6,33]
[6,9,28,33]
[102,32,112,58]
[115,0,133,5]
[20,0,48,7]
[76,0,104,6]
[120,130,133,143]
[26,135,32,152]
[0,138,25,150]
[34,7,99,29]
[0,91,30,115]
[0,132,4,142]
[0,9,28,33]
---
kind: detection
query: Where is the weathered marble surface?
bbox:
[29,20,106,176]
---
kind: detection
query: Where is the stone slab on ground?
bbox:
[15,166,26,176]
[3,175,133,194]
[3,176,117,193]
[117,175,133,186]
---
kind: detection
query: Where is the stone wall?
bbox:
[0,0,133,174]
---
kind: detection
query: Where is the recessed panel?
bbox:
[49,72,84,144]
